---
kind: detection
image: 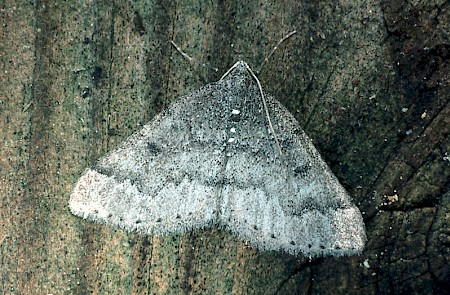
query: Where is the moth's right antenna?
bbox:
[257,30,297,74]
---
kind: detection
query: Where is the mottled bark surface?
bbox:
[0,0,448,294]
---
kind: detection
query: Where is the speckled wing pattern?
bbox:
[69,61,366,256]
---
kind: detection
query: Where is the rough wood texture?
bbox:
[0,0,448,294]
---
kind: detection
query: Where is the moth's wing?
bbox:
[217,70,366,256]
[69,82,230,235]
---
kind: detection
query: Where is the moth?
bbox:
[70,36,366,257]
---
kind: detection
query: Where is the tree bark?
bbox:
[0,0,448,294]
